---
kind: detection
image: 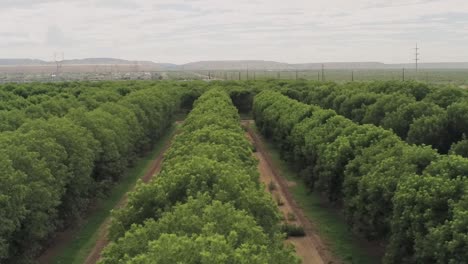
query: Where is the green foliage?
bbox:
[1,79,466,263]
[281,224,306,237]
[407,113,451,153]
[103,89,298,263]
[381,101,444,138]
[424,155,468,179]
[337,92,378,123]
[424,194,468,264]
[343,143,438,239]
[362,93,415,126]
[447,100,468,141]
[0,136,60,261]
[253,90,468,263]
[450,139,468,158]
[102,197,296,264]
[0,81,181,262]
[423,86,466,108]
[385,175,466,264]
[259,80,467,154]
[18,117,99,223]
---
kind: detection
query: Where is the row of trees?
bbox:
[100,89,299,263]
[0,81,156,132]
[183,79,467,155]
[169,79,468,157]
[253,90,468,263]
[0,82,181,263]
[277,80,468,154]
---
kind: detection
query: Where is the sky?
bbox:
[1,0,468,64]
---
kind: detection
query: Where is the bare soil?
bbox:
[37,217,89,264]
[40,121,336,264]
[244,121,339,264]
[37,130,175,264]
[84,135,174,264]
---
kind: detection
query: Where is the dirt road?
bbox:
[37,128,176,264]
[83,133,175,264]
[245,121,338,264]
[40,120,335,264]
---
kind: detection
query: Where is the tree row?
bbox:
[253,90,468,263]
[0,83,181,263]
[100,89,299,263]
[278,80,468,154]
[0,81,165,132]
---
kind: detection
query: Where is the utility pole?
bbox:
[321,64,325,81]
[351,70,354,81]
[402,68,405,81]
[246,62,249,80]
[415,43,419,73]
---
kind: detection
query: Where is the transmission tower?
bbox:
[54,52,64,75]
[414,43,419,73]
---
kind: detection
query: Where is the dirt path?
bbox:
[83,133,175,264]
[37,128,177,264]
[37,218,87,264]
[244,121,338,264]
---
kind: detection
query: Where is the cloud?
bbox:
[93,0,141,9]
[0,0,57,8]
[0,0,467,63]
[156,3,199,12]
[45,25,73,46]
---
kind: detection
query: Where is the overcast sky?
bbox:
[1,0,468,64]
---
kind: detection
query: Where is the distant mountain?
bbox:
[179,61,468,70]
[179,60,292,70]
[158,63,179,69]
[292,62,388,70]
[0,59,47,65]
[1,58,468,70]
[388,62,468,69]
[59,58,166,66]
[0,58,173,68]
